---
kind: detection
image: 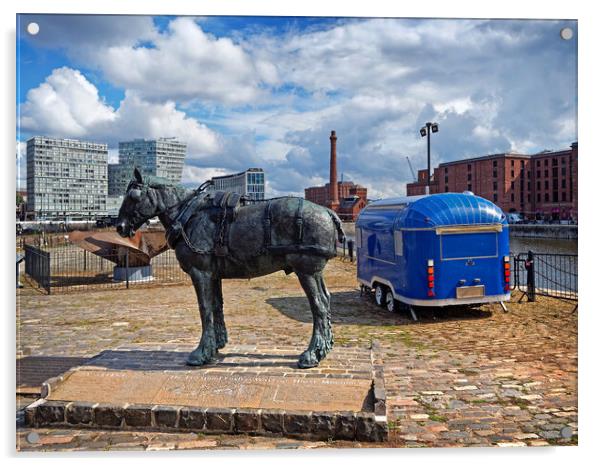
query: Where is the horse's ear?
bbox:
[133,167,143,183]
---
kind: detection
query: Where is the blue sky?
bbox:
[16,15,577,197]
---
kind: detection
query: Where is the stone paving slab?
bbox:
[25,343,387,442]
[17,356,89,395]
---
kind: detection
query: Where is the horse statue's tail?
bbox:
[328,209,346,245]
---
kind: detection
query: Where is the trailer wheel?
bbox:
[374,284,387,307]
[385,290,399,313]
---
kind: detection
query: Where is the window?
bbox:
[562,167,566,176]
[493,193,498,202]
[545,180,549,190]
[493,181,498,191]
[441,232,497,260]
[467,173,472,181]
[521,160,525,168]
[553,192,558,202]
[511,193,515,202]
[493,170,498,178]
[537,170,541,178]
[511,181,515,190]
[394,230,403,256]
[468,164,472,171]
[511,170,515,177]
[445,186,449,192]
[356,228,363,247]
[511,160,515,166]
[537,193,541,202]
[537,160,541,167]
[562,192,567,202]
[467,183,472,191]
[545,193,549,202]
[562,179,566,189]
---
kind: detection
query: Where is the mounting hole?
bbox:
[560,27,573,40]
[26,432,40,444]
[27,22,40,35]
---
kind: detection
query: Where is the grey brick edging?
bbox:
[25,343,389,442]
[25,399,387,442]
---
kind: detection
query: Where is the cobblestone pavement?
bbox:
[16,259,577,451]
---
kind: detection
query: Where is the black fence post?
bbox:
[125,249,130,289]
[526,250,536,302]
[347,239,355,262]
[83,249,87,271]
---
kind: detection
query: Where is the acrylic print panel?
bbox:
[16,14,578,452]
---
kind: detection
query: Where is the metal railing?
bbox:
[24,245,51,293]
[22,243,189,294]
[512,251,578,302]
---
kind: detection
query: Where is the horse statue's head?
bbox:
[116,168,166,237]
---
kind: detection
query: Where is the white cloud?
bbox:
[20,67,221,158]
[181,165,230,185]
[16,141,27,190]
[94,17,278,105]
[20,67,116,138]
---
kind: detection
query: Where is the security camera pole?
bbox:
[420,122,439,194]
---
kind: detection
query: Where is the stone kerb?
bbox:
[25,343,389,442]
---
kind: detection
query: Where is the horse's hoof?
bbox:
[297,351,319,369]
[186,350,213,366]
[186,356,205,366]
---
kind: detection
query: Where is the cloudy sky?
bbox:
[16,15,577,198]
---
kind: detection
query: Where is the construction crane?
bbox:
[406,157,417,182]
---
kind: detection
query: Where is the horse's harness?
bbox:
[166,187,306,261]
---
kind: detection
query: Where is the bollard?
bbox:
[526,250,536,302]
[347,239,355,262]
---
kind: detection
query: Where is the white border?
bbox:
[3,2,599,466]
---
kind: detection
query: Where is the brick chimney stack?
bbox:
[329,130,339,209]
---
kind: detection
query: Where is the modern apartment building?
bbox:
[108,138,186,195]
[26,136,108,220]
[208,168,266,200]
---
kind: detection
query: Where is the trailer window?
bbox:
[356,228,362,247]
[441,232,498,260]
[394,230,403,256]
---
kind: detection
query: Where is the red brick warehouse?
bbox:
[406,142,578,221]
[304,131,368,222]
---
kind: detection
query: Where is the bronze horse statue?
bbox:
[116,168,346,368]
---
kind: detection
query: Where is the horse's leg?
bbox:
[318,273,334,349]
[296,270,333,368]
[187,268,218,366]
[213,278,228,349]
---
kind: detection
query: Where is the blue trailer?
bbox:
[356,192,511,316]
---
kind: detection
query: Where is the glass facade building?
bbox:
[108,138,186,196]
[26,136,108,220]
[209,168,265,200]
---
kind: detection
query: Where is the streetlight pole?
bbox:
[420,121,439,195]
